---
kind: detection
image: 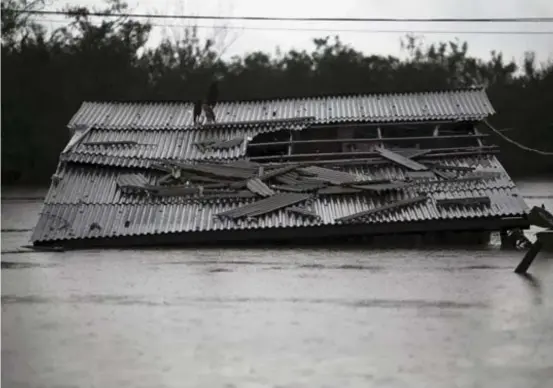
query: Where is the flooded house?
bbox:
[30,87,531,248]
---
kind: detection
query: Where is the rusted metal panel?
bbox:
[67,88,495,130]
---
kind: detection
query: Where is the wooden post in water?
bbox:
[514,240,543,274]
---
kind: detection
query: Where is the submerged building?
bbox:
[31,87,530,248]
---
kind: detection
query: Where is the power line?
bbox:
[12,9,553,23]
[35,18,553,35]
[483,120,553,156]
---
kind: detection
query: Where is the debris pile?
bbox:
[115,147,499,223]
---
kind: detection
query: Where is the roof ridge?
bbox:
[80,86,487,105]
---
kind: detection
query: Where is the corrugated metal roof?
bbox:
[31,185,527,243]
[62,123,308,167]
[67,88,495,130]
[42,154,517,205]
[32,153,529,243]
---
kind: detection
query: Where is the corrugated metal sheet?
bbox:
[117,173,147,188]
[217,193,311,219]
[298,166,360,184]
[286,206,320,219]
[336,195,429,223]
[31,185,527,243]
[67,88,495,130]
[246,178,275,197]
[62,123,308,167]
[377,147,429,171]
[32,153,529,243]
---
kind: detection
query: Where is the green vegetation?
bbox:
[2,0,552,184]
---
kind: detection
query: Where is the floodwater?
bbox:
[2,181,553,388]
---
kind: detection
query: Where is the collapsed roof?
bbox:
[31,88,529,246]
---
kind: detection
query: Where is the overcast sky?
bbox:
[43,0,553,66]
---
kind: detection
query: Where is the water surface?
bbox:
[2,181,553,388]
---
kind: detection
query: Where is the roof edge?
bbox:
[76,86,488,106]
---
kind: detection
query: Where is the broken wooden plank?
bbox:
[167,161,254,180]
[376,147,429,171]
[297,166,359,185]
[515,240,543,274]
[270,185,308,193]
[528,206,553,229]
[274,172,302,186]
[350,181,409,193]
[157,174,174,185]
[432,168,457,180]
[150,186,203,197]
[258,164,299,181]
[246,178,275,197]
[217,193,310,220]
[318,186,362,195]
[436,197,491,207]
[393,148,432,159]
[336,195,428,223]
[271,181,327,193]
[150,163,173,173]
[339,179,393,186]
[202,191,257,200]
[286,206,320,219]
[426,163,475,172]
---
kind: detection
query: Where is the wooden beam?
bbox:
[376,147,429,171]
[287,130,293,156]
[313,119,473,130]
[515,241,543,274]
[248,149,500,167]
[248,145,498,162]
[247,133,489,148]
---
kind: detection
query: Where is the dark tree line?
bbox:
[2,0,553,184]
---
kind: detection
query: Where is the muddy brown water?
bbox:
[2,181,553,388]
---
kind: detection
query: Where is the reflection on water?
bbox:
[2,181,553,388]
